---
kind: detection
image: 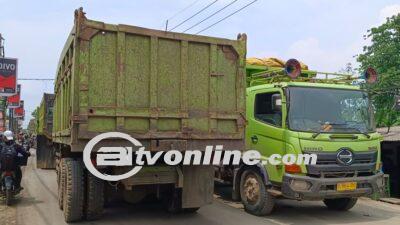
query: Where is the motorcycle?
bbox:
[0,153,18,205]
[0,146,27,205]
[0,170,16,205]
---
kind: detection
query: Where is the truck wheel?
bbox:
[58,158,71,210]
[240,169,275,216]
[63,160,85,222]
[165,189,183,213]
[85,172,104,220]
[323,198,358,211]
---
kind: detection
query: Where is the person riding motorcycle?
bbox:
[17,132,24,145]
[0,130,30,191]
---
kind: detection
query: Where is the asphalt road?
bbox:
[1,150,400,225]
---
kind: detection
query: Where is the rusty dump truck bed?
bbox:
[36,93,55,169]
[52,8,247,151]
[37,93,55,138]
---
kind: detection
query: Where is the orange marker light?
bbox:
[285,164,301,173]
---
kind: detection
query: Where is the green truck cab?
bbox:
[220,60,386,216]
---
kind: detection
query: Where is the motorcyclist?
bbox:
[17,132,24,145]
[0,130,30,191]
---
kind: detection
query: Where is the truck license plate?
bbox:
[337,182,357,191]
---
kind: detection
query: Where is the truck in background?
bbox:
[0,112,5,133]
[51,8,246,222]
[215,58,389,216]
[36,93,55,169]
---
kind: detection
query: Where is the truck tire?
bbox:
[85,172,104,220]
[165,192,200,214]
[58,158,71,210]
[323,198,358,211]
[165,189,183,213]
[240,169,275,216]
[63,160,85,222]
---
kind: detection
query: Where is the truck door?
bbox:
[247,88,286,183]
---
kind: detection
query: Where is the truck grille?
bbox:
[305,150,377,178]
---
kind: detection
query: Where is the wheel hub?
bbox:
[243,174,260,204]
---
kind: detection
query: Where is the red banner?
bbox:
[0,57,18,96]
[14,100,24,118]
[7,84,21,108]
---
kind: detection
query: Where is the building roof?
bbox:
[377,126,400,142]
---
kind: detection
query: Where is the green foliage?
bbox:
[27,118,36,134]
[357,13,400,129]
[31,107,38,118]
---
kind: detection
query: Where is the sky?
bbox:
[0,0,399,128]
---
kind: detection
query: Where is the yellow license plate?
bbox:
[337,182,357,191]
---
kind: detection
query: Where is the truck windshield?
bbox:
[287,87,375,133]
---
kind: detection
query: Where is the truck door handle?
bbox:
[251,135,258,144]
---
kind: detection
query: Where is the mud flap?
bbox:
[4,176,14,190]
[36,135,56,169]
[181,165,214,208]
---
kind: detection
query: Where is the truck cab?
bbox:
[227,59,386,216]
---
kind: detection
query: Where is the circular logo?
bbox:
[83,132,143,181]
[336,148,354,165]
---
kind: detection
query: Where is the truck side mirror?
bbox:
[395,95,400,111]
[271,94,282,112]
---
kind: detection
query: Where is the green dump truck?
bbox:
[36,93,55,169]
[216,59,388,216]
[52,8,246,222]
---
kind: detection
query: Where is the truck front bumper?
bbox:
[282,172,385,200]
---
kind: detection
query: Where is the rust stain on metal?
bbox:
[220,45,238,62]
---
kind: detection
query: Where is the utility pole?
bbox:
[0,33,6,133]
[0,33,13,132]
[0,33,4,58]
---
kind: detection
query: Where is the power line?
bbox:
[196,0,258,34]
[165,0,202,30]
[167,0,202,21]
[183,0,239,33]
[169,0,219,31]
[18,78,54,81]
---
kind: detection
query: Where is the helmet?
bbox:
[3,130,14,141]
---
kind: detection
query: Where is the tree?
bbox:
[31,107,38,118]
[357,13,400,131]
[27,118,37,135]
